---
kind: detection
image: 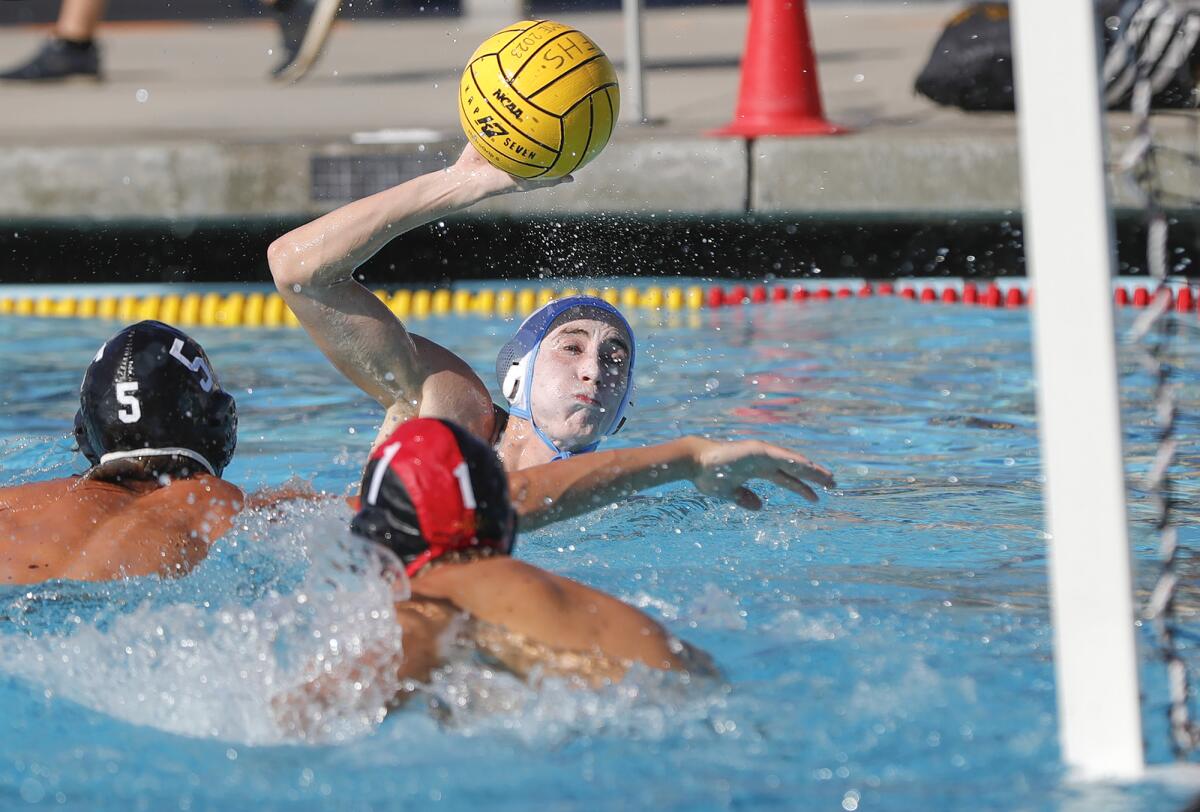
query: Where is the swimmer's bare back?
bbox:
[398,557,712,686]
[0,475,318,585]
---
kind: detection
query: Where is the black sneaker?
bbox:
[0,38,101,82]
[270,0,340,83]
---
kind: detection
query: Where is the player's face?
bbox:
[528,318,630,450]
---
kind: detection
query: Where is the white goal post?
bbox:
[1009,0,1146,780]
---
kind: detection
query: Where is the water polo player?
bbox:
[269,144,836,514]
[276,418,713,726]
[1,320,290,585]
[268,144,630,470]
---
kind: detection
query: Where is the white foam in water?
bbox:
[2,501,407,746]
[416,658,729,747]
[686,583,748,631]
[848,658,977,718]
[766,608,842,641]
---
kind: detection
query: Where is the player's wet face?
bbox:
[529,318,630,450]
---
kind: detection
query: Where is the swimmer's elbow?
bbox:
[267,238,305,293]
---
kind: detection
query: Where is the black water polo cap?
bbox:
[75,320,237,477]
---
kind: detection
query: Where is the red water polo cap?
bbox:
[350,418,516,577]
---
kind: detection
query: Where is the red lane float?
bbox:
[690,279,1198,312]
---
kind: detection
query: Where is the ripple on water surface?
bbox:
[1,299,1199,811]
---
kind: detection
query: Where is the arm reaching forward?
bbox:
[509,437,836,531]
[267,145,573,445]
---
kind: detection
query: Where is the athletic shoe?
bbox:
[270,0,341,83]
[0,38,101,82]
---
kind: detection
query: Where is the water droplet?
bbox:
[19,778,45,803]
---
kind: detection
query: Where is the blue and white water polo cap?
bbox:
[494,296,636,457]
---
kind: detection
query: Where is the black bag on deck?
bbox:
[915,0,1200,111]
[914,3,1016,110]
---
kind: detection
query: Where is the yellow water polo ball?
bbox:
[459,19,620,179]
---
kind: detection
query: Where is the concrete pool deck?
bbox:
[0,1,1195,222]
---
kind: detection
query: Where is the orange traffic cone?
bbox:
[712,0,845,137]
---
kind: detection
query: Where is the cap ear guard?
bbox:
[349,466,428,562]
[73,408,100,466]
[500,349,535,417]
[200,389,238,476]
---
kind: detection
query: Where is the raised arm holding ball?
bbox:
[269,144,591,463]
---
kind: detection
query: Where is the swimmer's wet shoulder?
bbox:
[0,473,246,585]
[59,475,246,582]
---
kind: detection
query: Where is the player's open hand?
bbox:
[689,438,835,510]
[453,143,574,198]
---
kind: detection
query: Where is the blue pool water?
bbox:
[2,291,1199,811]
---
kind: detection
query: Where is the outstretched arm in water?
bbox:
[508,437,836,531]
[267,145,573,446]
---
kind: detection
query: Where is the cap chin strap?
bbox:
[404,549,436,579]
[403,538,510,578]
[97,447,217,477]
[509,405,599,461]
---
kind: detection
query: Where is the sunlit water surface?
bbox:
[2,294,1200,811]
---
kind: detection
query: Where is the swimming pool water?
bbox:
[2,292,1199,811]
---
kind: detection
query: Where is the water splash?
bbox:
[414,658,729,747]
[0,501,405,746]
